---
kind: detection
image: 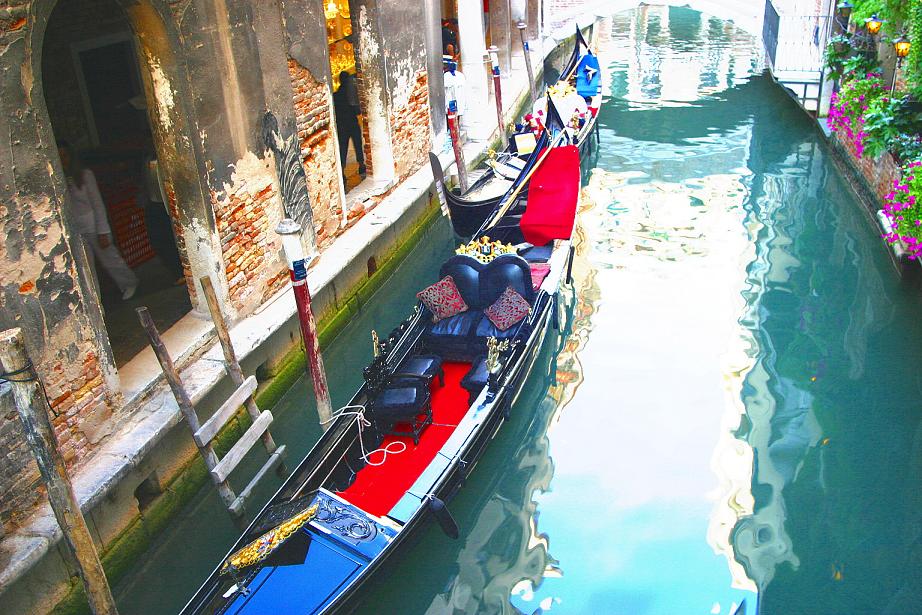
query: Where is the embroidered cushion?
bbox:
[484,286,530,331]
[417,275,469,322]
[529,263,551,290]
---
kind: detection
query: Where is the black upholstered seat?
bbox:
[397,354,444,387]
[364,357,433,445]
[519,243,553,263]
[421,253,536,361]
[460,357,489,404]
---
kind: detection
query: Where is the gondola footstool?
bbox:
[460,357,489,405]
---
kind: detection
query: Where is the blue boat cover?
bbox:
[576,52,601,98]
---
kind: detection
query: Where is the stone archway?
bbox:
[26,0,227,371]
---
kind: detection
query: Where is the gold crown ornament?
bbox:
[456,236,516,263]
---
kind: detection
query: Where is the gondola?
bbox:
[180,99,584,615]
[432,26,602,237]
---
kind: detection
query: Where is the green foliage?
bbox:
[842,53,881,81]
[850,0,883,24]
[824,34,854,80]
[890,132,922,162]
[862,95,921,158]
[851,0,907,34]
[905,1,922,97]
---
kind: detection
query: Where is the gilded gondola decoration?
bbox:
[220,503,319,575]
[456,236,516,263]
[486,337,511,373]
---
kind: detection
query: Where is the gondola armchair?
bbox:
[363,355,433,446]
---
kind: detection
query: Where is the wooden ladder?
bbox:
[137,277,287,516]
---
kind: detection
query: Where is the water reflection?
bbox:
[120,5,922,614]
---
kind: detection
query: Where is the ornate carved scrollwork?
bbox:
[314,494,376,541]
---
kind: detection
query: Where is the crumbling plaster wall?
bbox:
[379,0,431,179]
[280,0,347,248]
[0,0,121,535]
[170,0,291,316]
[353,0,432,183]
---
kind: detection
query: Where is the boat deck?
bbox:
[338,362,473,517]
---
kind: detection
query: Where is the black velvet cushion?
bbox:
[475,315,520,340]
[398,354,443,386]
[377,386,421,412]
[520,243,553,263]
[429,310,482,337]
[439,254,534,310]
[440,257,481,308]
[480,255,534,307]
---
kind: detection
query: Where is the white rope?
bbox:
[321,404,407,467]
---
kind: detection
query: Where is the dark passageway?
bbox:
[42,0,191,366]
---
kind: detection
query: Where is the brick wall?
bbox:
[211,156,288,314]
[0,391,42,534]
[390,70,431,180]
[0,330,112,534]
[287,58,345,249]
[836,132,902,202]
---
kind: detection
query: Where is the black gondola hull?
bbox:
[181,249,567,615]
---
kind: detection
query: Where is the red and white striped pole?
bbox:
[447,98,469,192]
[487,46,507,149]
[276,218,332,428]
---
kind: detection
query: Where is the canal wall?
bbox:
[3,172,442,615]
[0,22,600,615]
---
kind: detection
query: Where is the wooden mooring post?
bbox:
[138,292,286,517]
[517,22,538,106]
[0,329,119,615]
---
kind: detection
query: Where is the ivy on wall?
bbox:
[906,1,922,97]
[851,0,907,34]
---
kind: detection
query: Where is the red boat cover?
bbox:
[520,145,581,246]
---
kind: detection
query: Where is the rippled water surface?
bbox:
[116,6,922,615]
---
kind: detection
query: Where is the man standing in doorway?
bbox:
[58,141,139,301]
[334,71,366,180]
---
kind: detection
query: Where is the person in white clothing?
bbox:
[58,142,139,300]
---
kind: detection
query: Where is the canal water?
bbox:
[115,6,922,615]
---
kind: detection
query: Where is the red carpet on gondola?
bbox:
[337,362,472,518]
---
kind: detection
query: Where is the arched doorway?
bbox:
[326,0,368,192]
[41,0,192,367]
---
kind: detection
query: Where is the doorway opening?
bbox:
[326,0,368,192]
[42,0,192,367]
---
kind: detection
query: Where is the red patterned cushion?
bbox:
[484,287,531,331]
[417,275,469,322]
[529,263,551,290]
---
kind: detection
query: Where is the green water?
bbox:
[114,6,922,615]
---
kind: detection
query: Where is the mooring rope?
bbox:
[321,405,407,467]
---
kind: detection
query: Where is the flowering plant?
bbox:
[827,73,885,158]
[882,161,922,258]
